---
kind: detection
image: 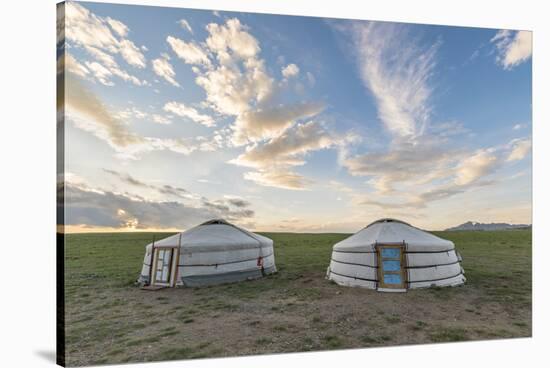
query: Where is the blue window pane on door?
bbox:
[381,248,400,258]
[382,260,401,271]
[384,273,402,284]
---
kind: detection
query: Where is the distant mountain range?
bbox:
[445,221,532,231]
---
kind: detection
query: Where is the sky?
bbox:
[57,1,532,233]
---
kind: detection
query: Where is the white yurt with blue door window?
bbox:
[138,219,276,287]
[326,219,465,292]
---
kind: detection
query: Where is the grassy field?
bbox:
[63,230,532,366]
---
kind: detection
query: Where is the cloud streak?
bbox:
[347,21,438,139]
[102,169,194,200]
[62,74,212,159]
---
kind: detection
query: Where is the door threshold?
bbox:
[140,285,167,291]
[377,288,407,293]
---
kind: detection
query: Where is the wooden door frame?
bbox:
[151,246,178,287]
[376,243,408,290]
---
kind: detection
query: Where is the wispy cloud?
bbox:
[64,74,143,147]
[178,19,193,34]
[243,170,313,191]
[163,101,215,127]
[334,21,531,209]
[346,21,439,139]
[102,169,195,200]
[62,75,211,159]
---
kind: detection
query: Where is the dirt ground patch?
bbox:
[62,231,532,366]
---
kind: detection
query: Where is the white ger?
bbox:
[326,218,465,292]
[138,219,276,287]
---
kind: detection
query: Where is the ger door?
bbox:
[151,247,176,287]
[376,244,407,291]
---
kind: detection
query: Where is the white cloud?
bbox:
[167,36,211,66]
[178,19,193,34]
[507,138,532,161]
[84,45,117,68]
[83,46,147,86]
[115,107,173,126]
[231,121,337,169]
[194,58,273,118]
[119,39,146,68]
[84,61,114,86]
[491,30,532,70]
[116,107,146,120]
[170,18,322,147]
[106,17,129,38]
[454,149,498,186]
[282,63,300,78]
[163,102,215,127]
[513,123,527,130]
[347,136,529,209]
[65,75,142,147]
[152,114,172,125]
[342,138,458,194]
[64,52,90,78]
[243,170,312,191]
[65,2,119,52]
[151,56,180,87]
[63,75,212,159]
[164,18,330,189]
[232,102,325,145]
[231,121,355,190]
[205,18,260,60]
[64,2,148,84]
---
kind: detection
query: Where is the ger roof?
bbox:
[333,218,454,251]
[146,219,272,251]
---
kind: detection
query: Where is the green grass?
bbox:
[63,230,531,366]
[64,230,531,296]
